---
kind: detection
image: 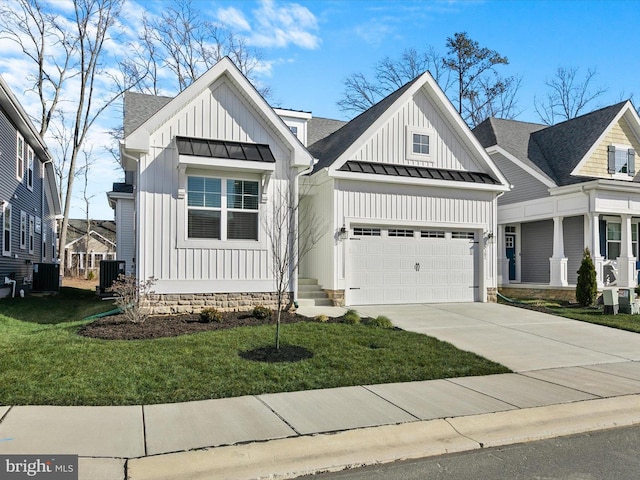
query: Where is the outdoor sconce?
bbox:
[485,231,495,244]
[339,226,348,239]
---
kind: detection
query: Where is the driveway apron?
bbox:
[354,303,640,372]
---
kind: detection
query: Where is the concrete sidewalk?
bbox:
[1,303,640,479]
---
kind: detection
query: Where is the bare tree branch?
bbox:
[534,66,608,125]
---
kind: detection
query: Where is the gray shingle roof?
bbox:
[124,92,172,136]
[473,101,628,186]
[307,117,347,146]
[307,76,421,172]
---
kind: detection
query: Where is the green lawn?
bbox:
[500,298,640,334]
[0,288,510,406]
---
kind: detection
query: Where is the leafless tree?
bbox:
[338,47,452,115]
[263,179,325,350]
[0,0,74,136]
[338,35,520,127]
[122,0,269,96]
[534,67,608,125]
[1,0,128,275]
[77,148,95,279]
[443,32,520,127]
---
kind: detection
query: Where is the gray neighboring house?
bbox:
[0,75,61,295]
[474,101,640,298]
[64,219,116,276]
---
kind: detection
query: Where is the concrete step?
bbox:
[298,284,324,292]
[298,291,331,299]
[298,278,319,286]
[296,298,335,307]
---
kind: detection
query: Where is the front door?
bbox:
[506,233,516,280]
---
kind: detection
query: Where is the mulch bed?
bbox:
[78,310,337,341]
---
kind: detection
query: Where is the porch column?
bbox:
[497,224,509,285]
[617,214,636,287]
[549,216,568,286]
[587,213,605,288]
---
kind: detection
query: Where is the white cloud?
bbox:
[217,6,251,31]
[244,0,320,50]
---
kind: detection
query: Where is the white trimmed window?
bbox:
[16,133,24,181]
[187,176,259,241]
[28,215,34,254]
[608,145,635,178]
[2,203,11,256]
[27,147,34,190]
[20,211,26,249]
[606,222,621,259]
[406,127,433,161]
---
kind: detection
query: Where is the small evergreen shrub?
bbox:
[252,305,272,320]
[365,315,393,328]
[576,247,598,307]
[200,307,223,323]
[342,309,361,325]
[314,314,329,323]
[87,270,95,281]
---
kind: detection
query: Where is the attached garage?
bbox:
[348,226,479,305]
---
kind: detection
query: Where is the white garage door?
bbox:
[349,227,478,305]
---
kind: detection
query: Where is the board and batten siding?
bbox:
[136,78,294,294]
[521,220,553,283]
[332,179,497,291]
[563,215,585,285]
[491,153,550,205]
[351,89,484,172]
[299,179,335,290]
[579,117,640,179]
[115,197,135,275]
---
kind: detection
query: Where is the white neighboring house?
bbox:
[111,58,510,312]
[111,57,313,313]
[301,72,510,306]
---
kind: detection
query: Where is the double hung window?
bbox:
[2,203,11,256]
[187,176,259,241]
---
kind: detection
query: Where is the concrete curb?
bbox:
[126,395,640,480]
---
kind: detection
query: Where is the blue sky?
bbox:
[1,0,639,220]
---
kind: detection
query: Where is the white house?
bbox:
[113,57,314,313]
[301,72,510,306]
[112,58,510,312]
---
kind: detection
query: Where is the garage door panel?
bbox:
[350,233,477,305]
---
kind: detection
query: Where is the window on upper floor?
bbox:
[2,203,11,256]
[16,133,24,181]
[608,145,635,177]
[187,176,259,241]
[27,147,34,190]
[406,127,433,162]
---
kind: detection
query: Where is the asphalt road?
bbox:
[309,425,640,480]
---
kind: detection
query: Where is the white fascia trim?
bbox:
[486,145,556,188]
[178,155,276,173]
[66,231,115,249]
[570,101,637,176]
[330,170,510,192]
[549,178,640,196]
[124,58,313,168]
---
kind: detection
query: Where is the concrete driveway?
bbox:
[354,303,640,372]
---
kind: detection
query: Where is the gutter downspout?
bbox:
[119,143,140,279]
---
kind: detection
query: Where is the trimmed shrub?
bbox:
[576,247,598,307]
[314,314,329,323]
[342,309,361,325]
[252,305,272,320]
[200,307,223,323]
[364,315,393,328]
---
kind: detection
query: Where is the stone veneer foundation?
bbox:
[499,286,577,303]
[486,287,498,303]
[324,289,345,307]
[147,292,292,315]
